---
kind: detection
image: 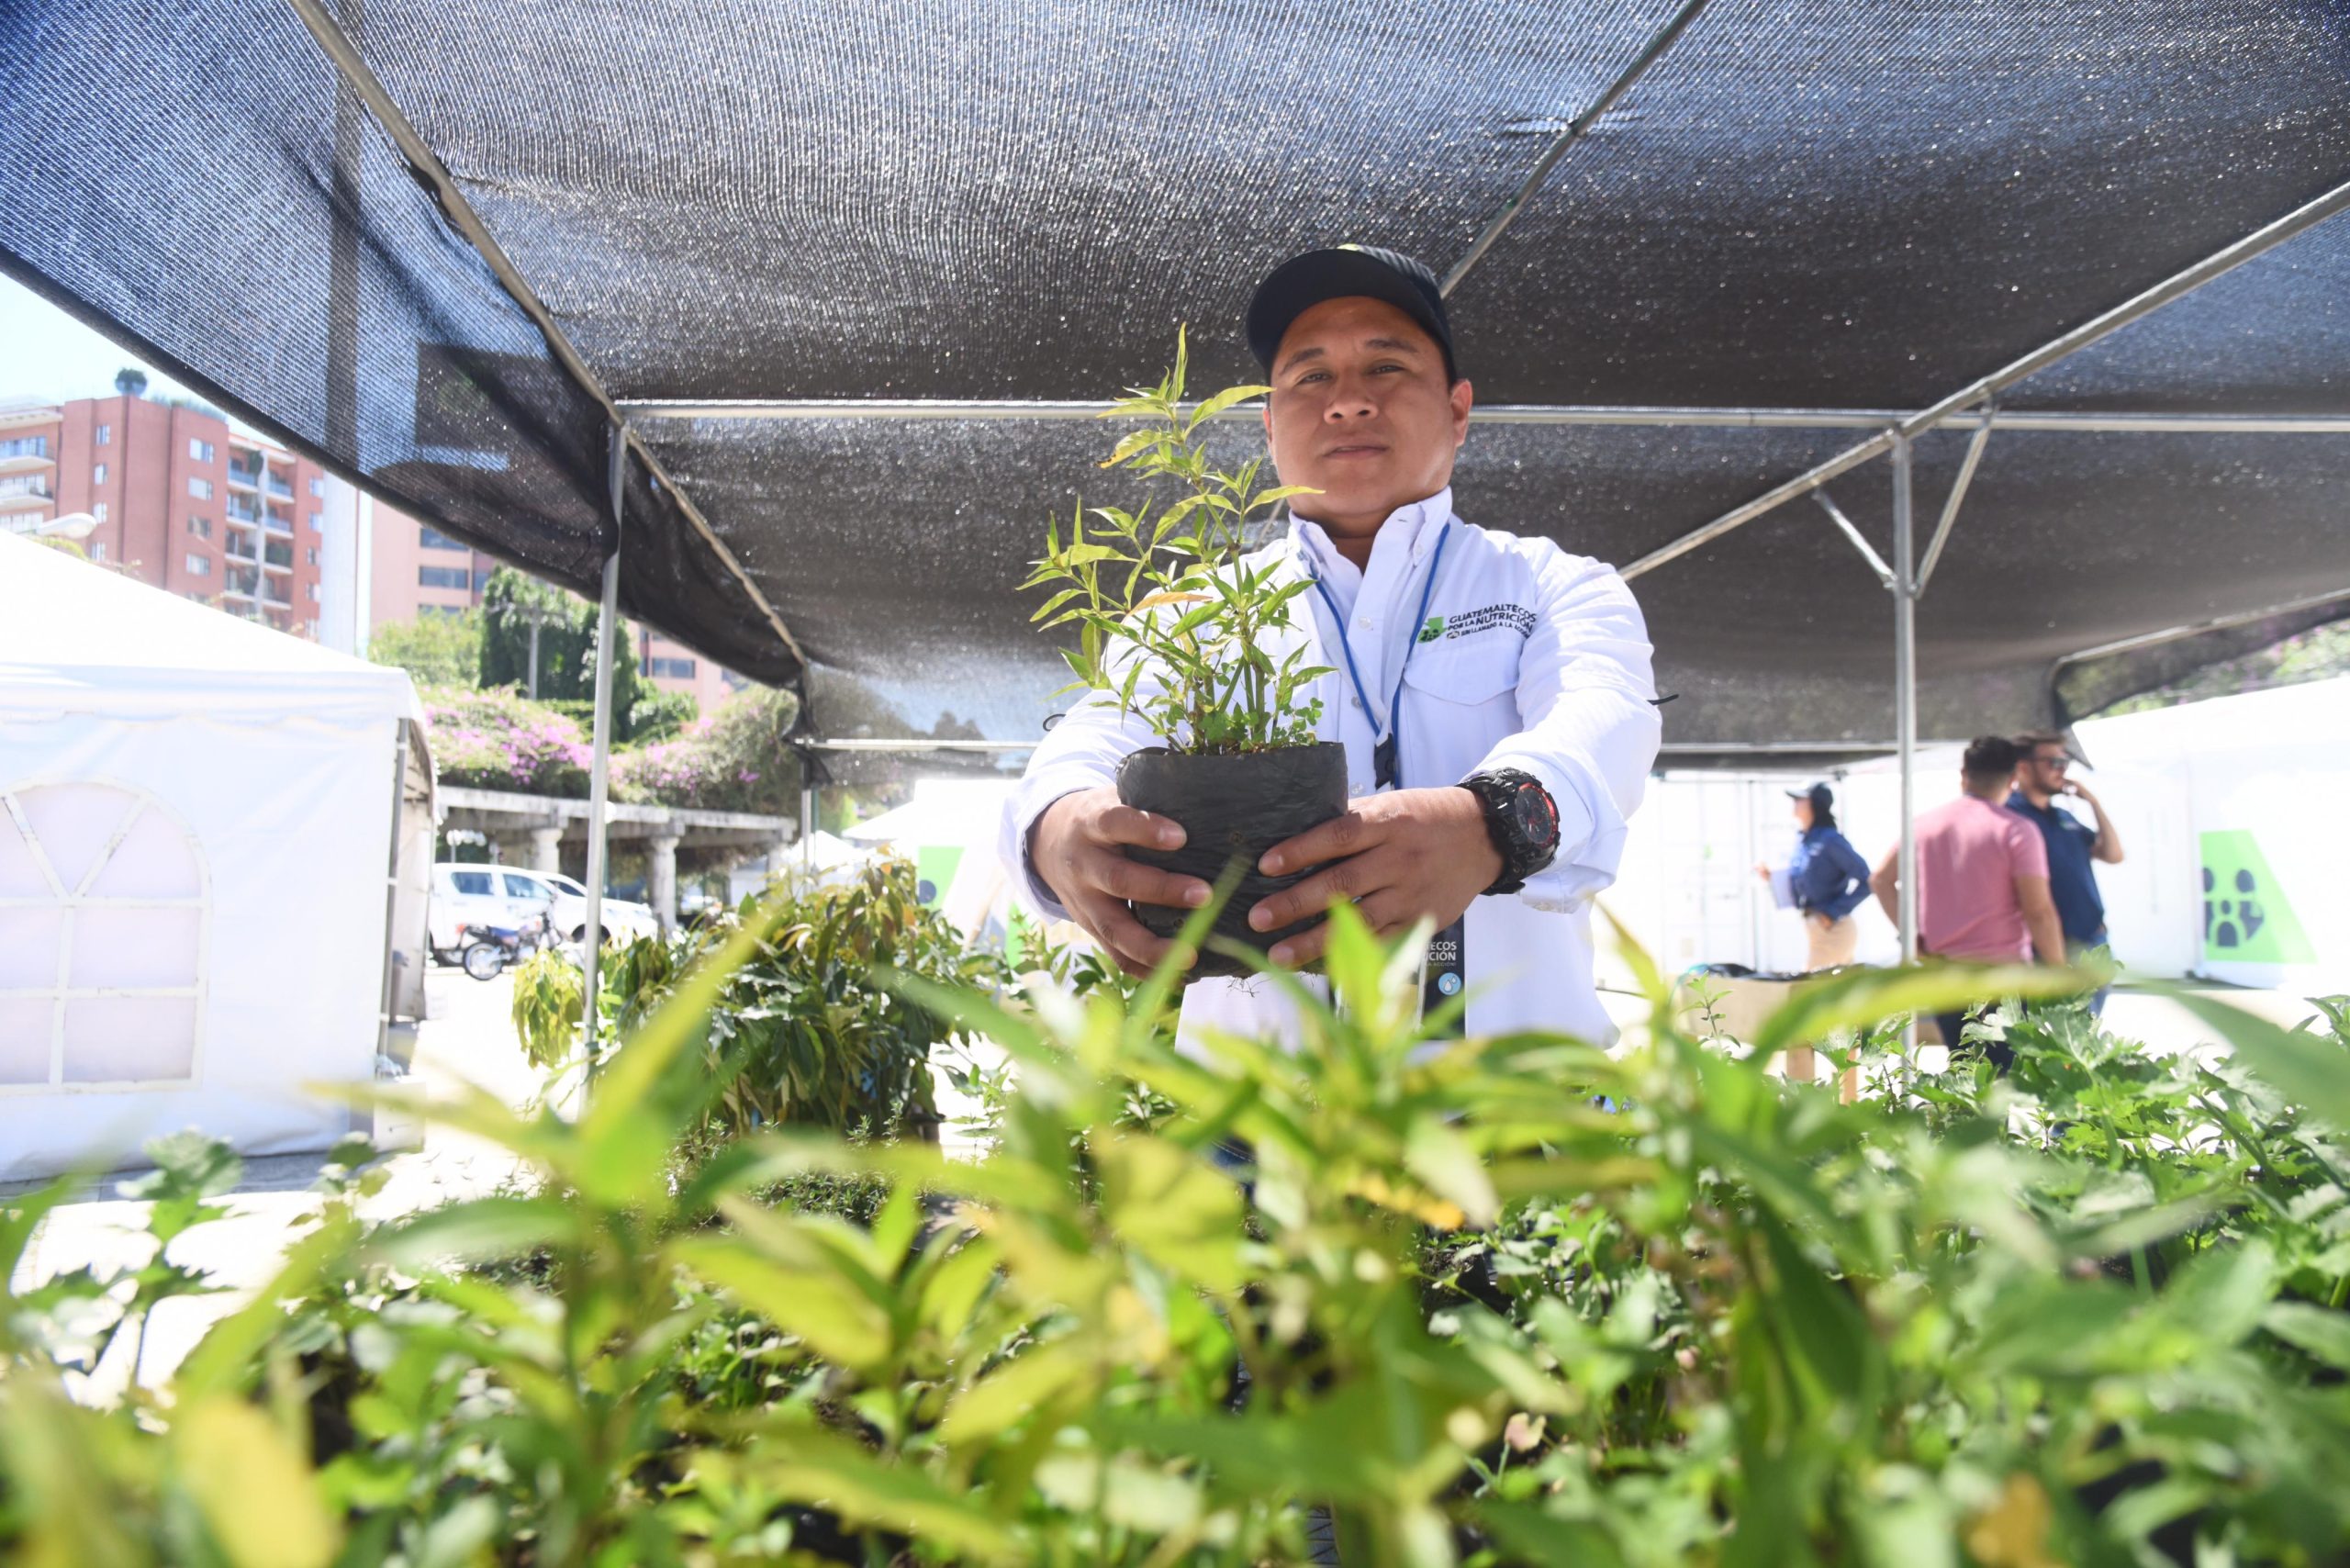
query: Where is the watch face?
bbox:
[1512,781,1558,846]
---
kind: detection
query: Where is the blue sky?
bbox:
[0,274,202,407]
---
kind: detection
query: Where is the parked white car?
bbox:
[430,864,658,955]
[490,866,661,946]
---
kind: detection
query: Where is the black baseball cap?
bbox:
[1785,782,1833,812]
[1246,245,1459,382]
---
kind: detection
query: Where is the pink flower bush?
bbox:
[425,688,592,796]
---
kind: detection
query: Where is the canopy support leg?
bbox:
[580,424,625,1085]
[1891,434,1919,1066]
[801,776,816,869]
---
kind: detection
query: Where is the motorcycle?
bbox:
[457,914,548,981]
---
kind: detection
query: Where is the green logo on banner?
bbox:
[2200,830,2314,964]
[914,845,965,911]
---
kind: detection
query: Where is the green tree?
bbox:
[366,609,482,689]
[477,565,645,734]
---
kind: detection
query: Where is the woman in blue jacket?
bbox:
[1757,782,1874,971]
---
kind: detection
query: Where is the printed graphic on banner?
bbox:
[1421,917,1466,1035]
[2199,830,2313,964]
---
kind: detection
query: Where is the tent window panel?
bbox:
[0,1000,53,1084]
[70,907,200,989]
[0,908,65,988]
[0,812,47,897]
[62,996,197,1084]
[84,809,201,899]
[17,785,138,893]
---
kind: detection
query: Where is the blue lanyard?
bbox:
[1306,522,1450,790]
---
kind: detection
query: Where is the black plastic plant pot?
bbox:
[1115,742,1348,977]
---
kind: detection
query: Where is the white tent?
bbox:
[0,534,432,1181]
[2076,677,2350,993]
[844,778,1018,938]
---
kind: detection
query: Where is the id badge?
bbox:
[1420,916,1466,1036]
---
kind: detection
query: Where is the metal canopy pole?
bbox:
[1440,0,1713,297]
[619,399,2350,433]
[1891,435,1919,970]
[1810,488,1897,588]
[580,425,625,1081]
[1623,176,2350,581]
[1915,415,1993,595]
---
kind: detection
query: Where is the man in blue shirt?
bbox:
[2006,730,2125,1010]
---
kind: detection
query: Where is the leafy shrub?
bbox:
[422,685,591,795]
[629,688,699,745]
[5,907,2348,1566]
[614,685,801,816]
[364,609,481,689]
[525,857,1002,1151]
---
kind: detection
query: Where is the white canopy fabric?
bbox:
[0,535,431,1180]
[842,779,1014,847]
[0,533,426,728]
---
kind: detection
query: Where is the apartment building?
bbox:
[3,394,330,637]
[7,394,740,706]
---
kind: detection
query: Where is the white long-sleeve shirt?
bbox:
[999,487,1662,1047]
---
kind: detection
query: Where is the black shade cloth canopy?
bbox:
[4,0,2346,754]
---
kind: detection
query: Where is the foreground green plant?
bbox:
[4,889,2347,1566]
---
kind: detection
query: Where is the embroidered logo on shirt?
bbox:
[1425,604,1535,642]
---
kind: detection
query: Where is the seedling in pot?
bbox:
[1024,330,1348,970]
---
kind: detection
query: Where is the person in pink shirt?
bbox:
[1871,735,2066,1068]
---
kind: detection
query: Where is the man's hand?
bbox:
[1245,787,1504,968]
[1028,788,1210,978]
[1810,912,1834,932]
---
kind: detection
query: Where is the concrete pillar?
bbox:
[530,821,564,873]
[648,828,681,930]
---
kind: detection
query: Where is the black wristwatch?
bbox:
[1459,769,1561,895]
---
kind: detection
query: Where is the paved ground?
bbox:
[7,965,2327,1395]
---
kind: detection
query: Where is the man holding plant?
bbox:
[1003,246,1662,1045]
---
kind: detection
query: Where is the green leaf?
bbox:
[1404,1115,1499,1230]
[940,1338,1096,1446]
[674,1227,895,1375]
[1100,427,1159,468]
[747,1426,1023,1561]
[1184,383,1270,431]
[175,1396,341,1568]
[2265,1301,2350,1369]
[366,1196,583,1270]
[2169,988,2350,1132]
[1749,960,2100,1058]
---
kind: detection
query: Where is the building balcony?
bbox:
[262,545,293,571]
[223,540,259,564]
[262,511,294,536]
[0,453,54,477]
[225,465,261,489]
[224,497,260,523]
[263,472,294,498]
[0,488,53,515]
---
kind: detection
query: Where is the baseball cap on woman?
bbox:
[1246,246,1459,381]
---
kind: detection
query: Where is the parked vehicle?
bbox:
[456,918,545,981]
[430,863,661,963]
[491,867,661,947]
